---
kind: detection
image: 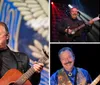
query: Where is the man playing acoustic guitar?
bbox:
[0,22,44,85]
[57,7,95,42]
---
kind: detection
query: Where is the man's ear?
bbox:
[6,33,10,40]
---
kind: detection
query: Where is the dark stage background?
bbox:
[51,0,100,42]
[50,44,100,84]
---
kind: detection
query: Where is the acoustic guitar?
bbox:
[90,74,100,85]
[66,15,100,41]
[0,49,48,85]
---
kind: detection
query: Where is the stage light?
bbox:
[68,4,73,8]
[51,2,54,5]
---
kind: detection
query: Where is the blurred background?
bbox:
[0,0,49,85]
[51,0,100,42]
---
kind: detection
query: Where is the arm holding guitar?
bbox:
[65,26,73,34]
[89,14,100,25]
[88,20,94,25]
[29,62,44,85]
[33,61,44,73]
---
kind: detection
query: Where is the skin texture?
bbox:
[70,8,78,19]
[59,50,75,72]
[0,24,9,49]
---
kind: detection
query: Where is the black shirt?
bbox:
[0,47,40,85]
[0,48,17,77]
[57,16,91,42]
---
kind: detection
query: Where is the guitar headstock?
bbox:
[38,48,49,65]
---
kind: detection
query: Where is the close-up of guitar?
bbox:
[90,75,100,85]
[0,49,49,85]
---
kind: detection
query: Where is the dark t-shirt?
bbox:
[57,16,91,42]
[0,49,17,77]
[0,48,40,85]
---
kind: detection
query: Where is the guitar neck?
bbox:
[90,75,100,85]
[15,67,35,84]
[15,49,48,85]
[92,16,100,22]
[72,15,100,33]
[74,24,85,32]
[76,16,100,31]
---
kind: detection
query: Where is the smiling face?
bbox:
[59,50,75,72]
[70,8,78,19]
[0,24,9,49]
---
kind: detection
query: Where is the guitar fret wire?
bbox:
[15,55,48,84]
[16,67,35,84]
[24,67,35,78]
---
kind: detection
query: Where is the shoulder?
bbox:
[50,68,65,85]
[77,19,84,24]
[59,18,68,22]
[11,51,29,61]
[50,69,60,85]
[78,68,89,74]
[51,68,63,80]
[77,67,92,83]
[51,70,58,78]
[13,51,28,56]
[77,67,91,79]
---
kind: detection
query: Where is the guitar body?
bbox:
[65,15,100,42]
[65,29,82,41]
[0,69,32,85]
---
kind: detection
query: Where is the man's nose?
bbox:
[65,58,69,62]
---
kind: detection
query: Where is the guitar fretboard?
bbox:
[71,16,100,34]
[15,50,48,85]
[90,75,100,85]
